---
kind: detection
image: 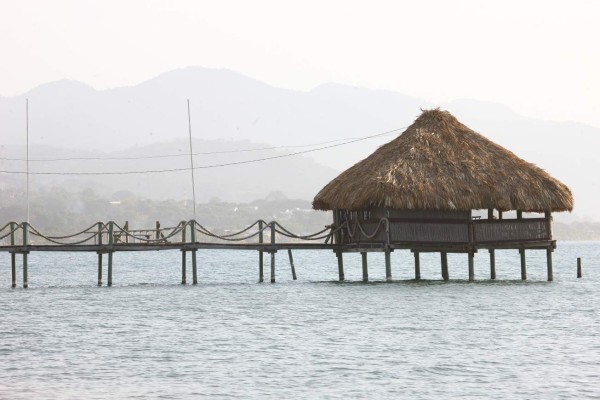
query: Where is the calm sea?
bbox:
[1,242,599,399]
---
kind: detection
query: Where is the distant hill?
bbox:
[1,66,598,221]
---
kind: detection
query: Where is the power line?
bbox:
[0,127,404,176]
[0,132,397,162]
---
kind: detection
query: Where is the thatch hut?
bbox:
[313,109,573,282]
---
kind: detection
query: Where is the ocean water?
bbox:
[0,242,598,399]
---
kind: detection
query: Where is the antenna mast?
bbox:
[26,98,30,225]
[187,99,197,220]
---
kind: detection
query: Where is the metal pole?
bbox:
[187,100,197,221]
[26,99,30,225]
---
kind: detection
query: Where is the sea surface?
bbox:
[0,242,599,399]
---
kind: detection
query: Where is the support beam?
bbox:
[361,252,368,282]
[191,220,197,285]
[22,222,28,289]
[520,249,527,280]
[270,223,276,283]
[441,252,449,281]
[181,221,187,284]
[414,251,421,280]
[337,252,345,282]
[577,257,582,279]
[288,249,297,280]
[489,249,496,280]
[10,222,16,288]
[258,221,264,283]
[487,209,494,219]
[107,252,113,287]
[385,250,392,282]
[547,248,553,281]
[468,251,475,281]
[97,253,102,286]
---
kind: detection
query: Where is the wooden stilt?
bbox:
[107,252,113,287]
[22,222,28,288]
[441,252,449,281]
[11,253,16,288]
[97,252,102,286]
[577,257,582,278]
[337,252,345,282]
[181,221,186,284]
[258,221,264,283]
[270,223,276,283]
[385,250,392,282]
[191,221,197,285]
[414,251,421,280]
[107,221,114,287]
[468,251,475,281]
[520,249,526,280]
[10,222,16,288]
[489,249,496,280]
[288,249,297,280]
[270,252,276,283]
[546,248,553,281]
[361,252,368,282]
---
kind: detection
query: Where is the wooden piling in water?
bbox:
[181,221,187,284]
[97,223,103,286]
[361,252,368,282]
[520,249,527,280]
[546,248,553,281]
[191,220,197,285]
[441,252,449,281]
[414,251,421,280]
[288,249,297,280]
[22,222,28,288]
[258,221,264,283]
[385,249,392,282]
[489,249,496,280]
[270,223,276,283]
[577,257,582,278]
[468,251,475,281]
[337,252,344,282]
[10,222,16,288]
[107,221,114,287]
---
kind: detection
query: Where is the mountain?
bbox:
[1,66,598,221]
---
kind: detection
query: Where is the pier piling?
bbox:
[361,252,368,282]
[441,252,449,281]
[181,221,187,284]
[10,222,16,288]
[468,251,475,281]
[520,249,527,280]
[258,221,264,283]
[191,221,197,285]
[546,248,553,281]
[337,252,344,282]
[270,223,276,283]
[288,249,297,280]
[489,249,496,280]
[414,251,421,280]
[23,222,28,288]
[385,249,392,282]
[577,257,582,278]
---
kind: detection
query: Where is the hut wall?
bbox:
[473,218,550,243]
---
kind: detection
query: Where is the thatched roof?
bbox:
[313,109,573,212]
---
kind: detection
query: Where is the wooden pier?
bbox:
[0,216,556,288]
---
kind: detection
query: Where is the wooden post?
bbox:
[577,257,582,278]
[337,252,345,282]
[517,210,523,219]
[288,249,297,280]
[546,248,553,281]
[520,249,526,280]
[361,252,368,282]
[487,209,494,219]
[468,251,475,281]
[441,252,449,281]
[191,220,197,285]
[107,221,114,287]
[489,249,496,280]
[22,222,28,289]
[10,222,16,288]
[270,223,276,283]
[124,221,129,243]
[258,221,264,283]
[97,223,103,286]
[181,221,187,284]
[155,221,160,240]
[498,211,503,220]
[385,249,392,282]
[414,251,421,280]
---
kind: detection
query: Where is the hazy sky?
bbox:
[1,0,599,127]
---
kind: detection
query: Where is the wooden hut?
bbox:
[313,109,573,282]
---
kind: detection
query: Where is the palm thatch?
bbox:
[313,109,573,212]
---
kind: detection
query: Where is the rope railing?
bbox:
[0,219,341,247]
